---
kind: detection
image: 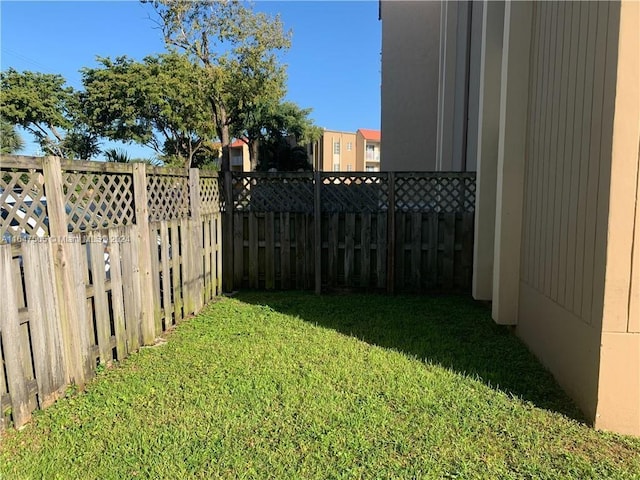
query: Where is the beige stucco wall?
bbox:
[356,131,381,172]
[230,143,250,172]
[319,130,357,172]
[380,1,441,171]
[355,132,365,172]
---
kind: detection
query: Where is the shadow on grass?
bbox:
[235,290,585,422]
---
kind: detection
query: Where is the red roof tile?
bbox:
[358,129,381,142]
[230,139,246,148]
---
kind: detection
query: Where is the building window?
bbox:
[366,166,375,172]
[346,142,352,151]
[347,164,353,172]
[366,144,376,161]
[333,141,340,155]
[333,163,340,171]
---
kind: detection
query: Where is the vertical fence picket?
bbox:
[387,172,396,294]
[344,213,356,287]
[223,171,234,292]
[442,213,456,290]
[120,227,142,353]
[149,224,163,332]
[109,227,128,360]
[376,212,387,289]
[265,212,275,290]
[22,241,66,407]
[233,213,244,289]
[0,246,30,428]
[295,214,306,289]
[411,212,423,290]
[314,172,322,294]
[280,213,291,289]
[89,237,112,365]
[360,212,371,287]
[428,213,439,289]
[160,222,172,329]
[202,217,212,301]
[249,213,259,289]
[170,221,183,321]
[328,213,339,288]
[132,163,156,344]
[216,212,223,296]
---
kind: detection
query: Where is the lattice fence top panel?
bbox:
[63,170,135,232]
[228,172,476,214]
[321,174,389,213]
[147,173,190,221]
[394,173,476,213]
[200,175,221,214]
[232,173,314,213]
[1,169,49,243]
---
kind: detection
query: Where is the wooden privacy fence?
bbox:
[0,155,222,433]
[222,171,476,294]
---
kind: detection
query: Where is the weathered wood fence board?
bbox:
[0,155,222,434]
[223,171,475,294]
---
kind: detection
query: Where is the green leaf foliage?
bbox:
[145,0,292,170]
[0,68,94,157]
[0,119,25,154]
[82,53,215,167]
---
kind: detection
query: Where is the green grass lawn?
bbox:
[1,292,639,479]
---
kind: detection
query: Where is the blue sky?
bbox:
[0,0,382,159]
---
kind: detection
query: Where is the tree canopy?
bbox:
[146,0,291,170]
[1,1,321,168]
[82,53,216,167]
[0,68,99,159]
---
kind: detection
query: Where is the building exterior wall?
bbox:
[596,0,639,435]
[319,130,358,172]
[310,130,381,172]
[472,0,504,301]
[381,0,638,435]
[436,1,474,171]
[356,130,381,172]
[516,0,620,423]
[380,1,441,171]
[229,142,250,172]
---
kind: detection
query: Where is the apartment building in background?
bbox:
[357,129,381,172]
[381,0,639,435]
[229,139,251,172]
[309,128,381,172]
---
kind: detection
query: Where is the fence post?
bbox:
[223,170,234,292]
[387,171,396,294]
[42,156,91,385]
[188,168,204,312]
[314,171,322,294]
[132,163,156,344]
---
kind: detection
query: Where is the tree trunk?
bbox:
[249,139,259,171]
[218,109,231,172]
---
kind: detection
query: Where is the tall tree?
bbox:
[145,0,291,170]
[82,53,215,167]
[0,68,99,159]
